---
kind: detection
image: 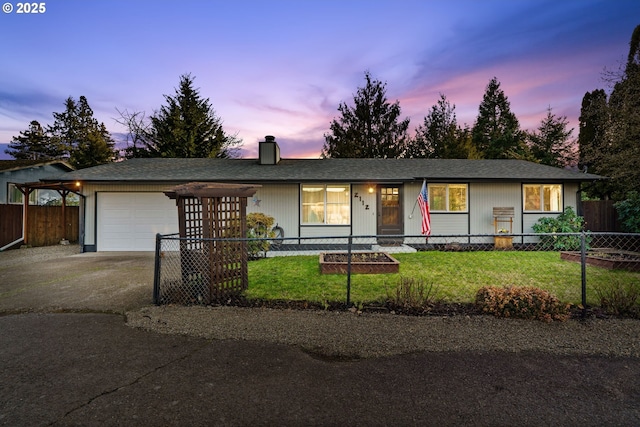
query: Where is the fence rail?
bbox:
[154,232,640,315]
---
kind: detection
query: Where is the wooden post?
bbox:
[20,188,34,246]
[58,189,70,242]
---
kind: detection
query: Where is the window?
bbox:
[302,184,350,224]
[428,184,467,212]
[7,183,72,205]
[524,184,562,212]
[8,183,36,205]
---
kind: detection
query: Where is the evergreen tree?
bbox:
[605,24,640,199]
[578,89,609,174]
[406,94,471,159]
[142,74,241,158]
[322,71,410,158]
[471,77,525,159]
[580,25,640,199]
[5,120,65,160]
[49,96,115,168]
[527,107,575,168]
[71,123,116,169]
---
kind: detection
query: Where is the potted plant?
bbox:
[494,228,513,249]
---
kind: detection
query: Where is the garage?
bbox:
[97,192,178,251]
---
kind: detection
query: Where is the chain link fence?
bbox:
[153,232,640,314]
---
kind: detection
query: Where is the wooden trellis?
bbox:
[164,182,260,303]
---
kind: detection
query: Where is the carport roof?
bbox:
[50,157,603,184]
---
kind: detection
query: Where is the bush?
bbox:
[594,280,640,318]
[475,286,570,322]
[614,192,640,233]
[247,212,275,258]
[386,276,439,310]
[532,206,588,250]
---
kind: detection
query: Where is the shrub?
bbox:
[594,279,640,318]
[386,276,439,310]
[246,212,276,258]
[475,285,570,322]
[614,192,640,233]
[532,206,589,250]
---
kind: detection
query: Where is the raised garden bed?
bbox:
[560,248,640,271]
[319,252,400,274]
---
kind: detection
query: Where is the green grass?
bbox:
[246,251,640,306]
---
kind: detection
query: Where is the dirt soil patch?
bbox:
[320,251,400,274]
[561,248,640,271]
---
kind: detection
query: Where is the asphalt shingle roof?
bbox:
[51,158,602,183]
[0,160,73,173]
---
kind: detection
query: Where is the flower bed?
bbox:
[560,248,640,271]
[319,252,400,274]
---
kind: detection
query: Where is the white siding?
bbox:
[300,226,350,240]
[431,214,470,234]
[403,182,422,235]
[351,184,377,238]
[469,182,522,235]
[247,184,299,238]
[564,183,579,211]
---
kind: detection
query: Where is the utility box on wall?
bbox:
[163,182,261,303]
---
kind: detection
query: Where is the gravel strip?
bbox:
[0,244,80,268]
[126,305,640,359]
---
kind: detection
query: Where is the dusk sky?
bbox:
[1,0,639,160]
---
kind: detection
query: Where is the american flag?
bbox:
[418,180,431,236]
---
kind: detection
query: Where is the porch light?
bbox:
[368,186,375,193]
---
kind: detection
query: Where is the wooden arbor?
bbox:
[164,182,260,303]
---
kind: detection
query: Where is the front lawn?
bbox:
[246,251,640,306]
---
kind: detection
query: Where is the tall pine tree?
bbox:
[527,107,575,168]
[140,74,241,158]
[579,25,640,199]
[406,94,472,159]
[605,24,640,198]
[471,77,525,159]
[48,96,115,168]
[322,71,410,158]
[5,120,65,160]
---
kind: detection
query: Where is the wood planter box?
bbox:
[560,249,640,271]
[494,236,513,249]
[319,252,400,274]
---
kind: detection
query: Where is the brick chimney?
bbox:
[259,135,280,165]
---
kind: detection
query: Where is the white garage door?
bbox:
[97,192,179,251]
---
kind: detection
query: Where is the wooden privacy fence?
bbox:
[0,205,79,248]
[582,200,620,232]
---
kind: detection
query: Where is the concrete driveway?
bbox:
[0,245,154,314]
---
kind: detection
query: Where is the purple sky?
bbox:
[1,0,638,160]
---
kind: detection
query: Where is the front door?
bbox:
[377,185,403,244]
